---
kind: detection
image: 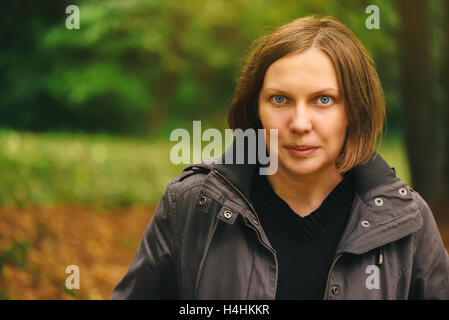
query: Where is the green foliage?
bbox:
[377,133,411,185]
[0,0,403,135]
[0,130,185,208]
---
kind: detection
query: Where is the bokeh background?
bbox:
[1,0,449,299]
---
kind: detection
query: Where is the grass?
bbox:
[0,129,186,209]
[0,129,411,209]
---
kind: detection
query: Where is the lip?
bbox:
[286,145,319,156]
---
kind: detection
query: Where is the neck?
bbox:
[266,165,344,217]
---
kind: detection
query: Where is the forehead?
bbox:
[262,48,339,92]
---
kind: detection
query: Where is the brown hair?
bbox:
[227,16,385,172]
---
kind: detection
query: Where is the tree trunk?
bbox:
[147,12,186,135]
[148,71,178,134]
[443,0,449,220]
[396,0,442,213]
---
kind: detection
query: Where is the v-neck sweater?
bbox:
[250,170,355,299]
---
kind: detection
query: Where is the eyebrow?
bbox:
[263,87,340,96]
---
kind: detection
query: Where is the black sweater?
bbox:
[250,170,355,299]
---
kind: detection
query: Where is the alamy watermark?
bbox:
[170,121,278,175]
[65,265,80,290]
[66,5,80,30]
[365,5,380,30]
[365,265,380,290]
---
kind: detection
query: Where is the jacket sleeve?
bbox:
[408,194,449,299]
[110,183,180,299]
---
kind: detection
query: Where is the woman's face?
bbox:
[258,47,348,177]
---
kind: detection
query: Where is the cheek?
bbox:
[258,104,271,127]
[339,113,349,140]
[259,105,287,132]
[331,116,348,148]
[315,112,347,145]
[258,108,286,152]
[329,107,348,137]
[261,117,288,147]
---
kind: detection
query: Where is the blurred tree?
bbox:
[396,0,443,211]
[0,0,398,136]
[444,0,449,207]
[0,0,74,131]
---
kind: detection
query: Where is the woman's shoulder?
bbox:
[166,165,211,197]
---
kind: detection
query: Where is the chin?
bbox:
[282,161,323,177]
[281,154,339,177]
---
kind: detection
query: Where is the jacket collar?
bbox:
[186,139,398,199]
[185,140,423,254]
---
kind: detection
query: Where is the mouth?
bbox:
[287,145,319,150]
[285,145,319,156]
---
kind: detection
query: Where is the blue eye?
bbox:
[318,95,333,105]
[272,95,287,104]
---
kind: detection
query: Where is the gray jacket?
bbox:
[111,146,449,300]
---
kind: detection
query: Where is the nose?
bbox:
[289,103,312,134]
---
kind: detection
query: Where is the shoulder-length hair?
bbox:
[227,16,385,172]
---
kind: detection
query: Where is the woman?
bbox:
[111,16,449,299]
